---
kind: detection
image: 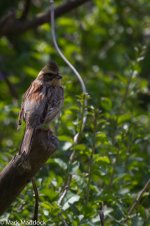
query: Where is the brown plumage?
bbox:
[18,61,64,155]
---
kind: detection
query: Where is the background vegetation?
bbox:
[0,0,150,225]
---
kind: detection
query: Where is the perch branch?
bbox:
[0,129,58,215]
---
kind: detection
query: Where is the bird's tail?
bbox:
[19,127,35,155]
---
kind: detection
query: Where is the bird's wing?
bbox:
[44,86,64,123]
[17,83,34,129]
[23,81,48,128]
[19,81,45,154]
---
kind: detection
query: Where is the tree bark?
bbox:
[0,129,58,215]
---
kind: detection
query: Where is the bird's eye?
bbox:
[44,73,54,77]
[43,73,56,81]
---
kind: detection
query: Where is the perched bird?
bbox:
[18,61,64,155]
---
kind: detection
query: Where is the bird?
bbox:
[18,61,64,155]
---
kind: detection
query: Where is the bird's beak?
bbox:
[57,74,62,79]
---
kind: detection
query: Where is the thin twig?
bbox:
[120,178,150,223]
[50,0,88,206]
[50,0,87,127]
[99,203,105,226]
[58,151,74,205]
[119,73,133,110]
[86,109,97,202]
[32,178,39,222]
[20,0,31,20]
[128,179,150,216]
[57,95,87,205]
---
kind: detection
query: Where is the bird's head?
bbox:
[38,61,62,85]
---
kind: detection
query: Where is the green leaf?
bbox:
[62,194,80,210]
[100,97,112,111]
[95,155,110,164]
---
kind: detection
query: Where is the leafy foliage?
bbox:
[0,0,150,225]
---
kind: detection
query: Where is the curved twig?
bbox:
[49,0,88,209]
[50,0,87,94]
[128,179,150,216]
[50,0,87,139]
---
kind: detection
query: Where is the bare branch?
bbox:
[0,129,58,215]
[120,178,150,223]
[20,0,31,20]
[0,0,92,37]
[128,179,150,216]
